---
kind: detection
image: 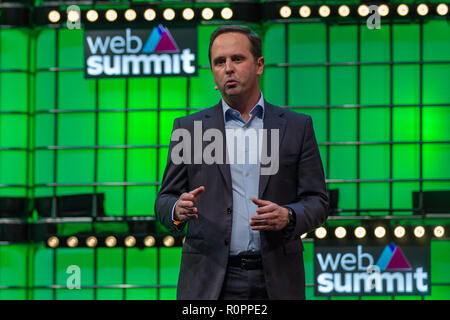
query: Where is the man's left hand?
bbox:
[249,198,290,231]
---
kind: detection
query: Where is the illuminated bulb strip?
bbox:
[433,226,445,238]
[417,4,429,16]
[436,3,448,16]
[67,10,80,23]
[279,6,292,18]
[105,236,117,247]
[47,236,59,248]
[125,9,137,21]
[163,235,175,247]
[144,235,156,247]
[414,226,425,238]
[67,236,79,248]
[86,236,98,248]
[315,227,327,239]
[335,227,347,239]
[378,4,390,17]
[48,10,61,23]
[86,10,99,22]
[221,8,233,20]
[338,5,350,17]
[394,226,406,238]
[318,5,331,17]
[125,235,136,247]
[354,226,366,239]
[358,5,370,17]
[397,4,409,16]
[106,9,118,22]
[144,9,156,21]
[182,8,195,21]
[163,8,175,21]
[202,8,214,20]
[374,226,386,238]
[299,6,311,18]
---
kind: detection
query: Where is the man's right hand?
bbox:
[174,186,205,222]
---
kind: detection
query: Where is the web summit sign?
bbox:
[314,241,431,296]
[84,25,197,78]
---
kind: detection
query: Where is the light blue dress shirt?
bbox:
[222,94,265,255]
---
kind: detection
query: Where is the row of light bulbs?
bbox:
[311,225,446,240]
[279,3,448,18]
[46,235,179,248]
[48,7,234,23]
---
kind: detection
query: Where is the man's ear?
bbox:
[256,56,265,75]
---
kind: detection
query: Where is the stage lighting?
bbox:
[301,233,307,239]
[86,236,98,248]
[397,4,409,16]
[338,5,350,17]
[315,227,327,239]
[354,226,366,239]
[394,226,406,238]
[358,5,370,17]
[318,5,331,18]
[105,236,117,247]
[163,8,175,21]
[182,8,194,21]
[86,10,99,22]
[144,235,156,247]
[221,8,233,20]
[48,10,61,23]
[125,235,136,247]
[433,226,445,238]
[125,9,137,21]
[437,3,448,16]
[67,10,80,23]
[106,9,118,22]
[378,4,390,17]
[279,6,292,18]
[299,6,311,18]
[47,236,59,248]
[163,235,175,247]
[335,227,347,239]
[374,226,386,238]
[417,4,429,16]
[67,236,79,248]
[202,8,214,20]
[144,9,156,21]
[414,226,425,238]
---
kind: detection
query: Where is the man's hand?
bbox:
[249,198,290,231]
[174,186,205,222]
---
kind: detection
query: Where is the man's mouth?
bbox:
[225,80,238,87]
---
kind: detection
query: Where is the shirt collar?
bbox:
[222,92,265,123]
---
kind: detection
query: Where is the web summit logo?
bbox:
[315,243,430,296]
[85,25,197,78]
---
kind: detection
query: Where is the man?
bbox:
[155,25,328,300]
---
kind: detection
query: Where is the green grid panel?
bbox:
[0,245,28,300]
[96,248,123,300]
[159,247,181,300]
[125,248,158,300]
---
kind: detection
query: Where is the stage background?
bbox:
[0,0,449,299]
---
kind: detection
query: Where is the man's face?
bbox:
[210,32,264,100]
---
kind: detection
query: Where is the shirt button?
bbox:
[245,172,249,177]
[227,208,232,214]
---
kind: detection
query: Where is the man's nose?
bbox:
[225,59,234,73]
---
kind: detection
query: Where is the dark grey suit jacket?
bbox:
[155,100,329,299]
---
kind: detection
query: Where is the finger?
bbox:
[255,204,277,214]
[178,200,195,209]
[251,197,272,207]
[190,186,205,197]
[251,212,277,221]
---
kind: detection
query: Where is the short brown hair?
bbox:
[208,25,262,65]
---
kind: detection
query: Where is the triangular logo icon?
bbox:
[376,245,394,271]
[142,25,179,54]
[385,246,412,270]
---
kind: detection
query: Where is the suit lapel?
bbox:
[202,102,233,194]
[258,101,287,199]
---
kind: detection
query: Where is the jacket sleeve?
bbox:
[154,117,188,233]
[283,115,329,239]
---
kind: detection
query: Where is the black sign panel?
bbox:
[84,25,198,78]
[314,240,431,296]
